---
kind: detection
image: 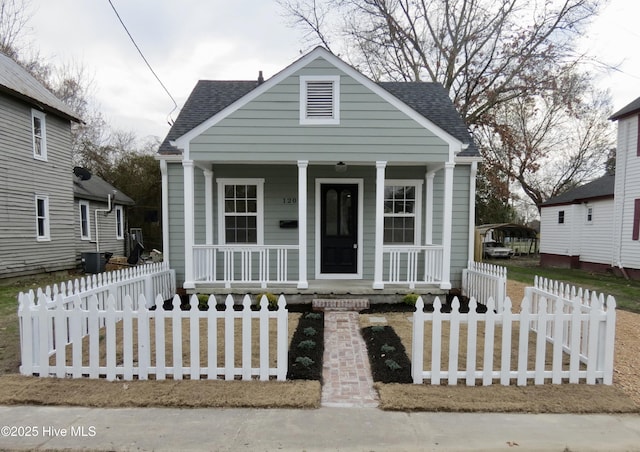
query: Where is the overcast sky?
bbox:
[26,0,640,142]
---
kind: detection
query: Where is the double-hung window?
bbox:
[32,109,47,161]
[383,181,423,245]
[299,75,340,125]
[79,201,91,240]
[115,205,124,240]
[35,194,50,241]
[217,179,264,244]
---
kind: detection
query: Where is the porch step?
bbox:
[312,298,370,312]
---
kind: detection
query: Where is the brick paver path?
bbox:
[321,311,379,407]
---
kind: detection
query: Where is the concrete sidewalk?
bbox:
[1,406,639,451]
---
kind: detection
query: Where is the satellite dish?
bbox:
[73,167,92,181]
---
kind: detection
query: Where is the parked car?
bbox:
[483,241,513,259]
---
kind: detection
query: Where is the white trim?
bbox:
[35,194,50,241]
[172,47,465,153]
[314,177,364,280]
[299,75,340,125]
[216,178,265,245]
[31,109,47,161]
[183,160,195,288]
[115,205,125,240]
[468,161,478,263]
[440,162,455,290]
[160,160,170,266]
[203,168,214,245]
[79,200,91,240]
[383,179,423,245]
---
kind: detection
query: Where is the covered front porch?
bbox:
[168,158,474,293]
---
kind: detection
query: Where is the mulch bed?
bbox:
[361,325,412,384]
[287,311,324,381]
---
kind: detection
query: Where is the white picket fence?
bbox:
[411,281,616,386]
[462,261,507,312]
[18,292,289,381]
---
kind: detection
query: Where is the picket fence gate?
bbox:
[462,261,507,312]
[411,282,616,386]
[19,292,289,381]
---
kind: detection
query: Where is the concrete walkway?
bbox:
[321,310,378,407]
[1,405,639,451]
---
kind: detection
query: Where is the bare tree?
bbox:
[0,0,32,58]
[280,0,600,125]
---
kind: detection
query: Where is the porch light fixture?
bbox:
[335,161,347,173]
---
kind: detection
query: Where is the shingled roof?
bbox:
[73,169,135,206]
[0,52,80,122]
[158,78,478,156]
[541,174,615,207]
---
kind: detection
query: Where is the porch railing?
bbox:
[193,245,299,288]
[382,245,444,288]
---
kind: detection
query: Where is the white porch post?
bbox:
[203,168,214,245]
[468,162,478,264]
[297,160,309,289]
[440,162,454,290]
[425,169,436,245]
[160,160,170,266]
[373,161,387,289]
[183,160,195,289]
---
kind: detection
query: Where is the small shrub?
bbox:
[380,343,396,354]
[256,292,278,309]
[303,326,317,337]
[295,356,315,368]
[197,294,209,311]
[305,312,322,320]
[402,293,419,306]
[371,325,385,333]
[385,359,402,371]
[297,340,316,351]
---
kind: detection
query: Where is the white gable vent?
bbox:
[300,75,340,124]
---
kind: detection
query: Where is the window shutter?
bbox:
[306,81,334,119]
[633,199,640,240]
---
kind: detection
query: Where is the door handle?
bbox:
[353,243,358,249]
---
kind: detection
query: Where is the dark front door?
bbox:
[321,184,358,274]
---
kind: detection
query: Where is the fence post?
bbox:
[18,293,33,376]
[411,297,425,384]
[602,295,617,385]
[276,295,288,381]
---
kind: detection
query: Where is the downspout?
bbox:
[94,192,115,252]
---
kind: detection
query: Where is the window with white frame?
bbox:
[115,205,124,240]
[218,179,264,244]
[32,109,47,161]
[383,181,423,245]
[35,194,50,241]
[586,206,593,223]
[79,201,91,240]
[299,75,340,125]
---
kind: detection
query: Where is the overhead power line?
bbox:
[106,0,177,125]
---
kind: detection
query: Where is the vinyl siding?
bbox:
[579,199,614,265]
[613,114,640,269]
[169,162,472,288]
[73,199,128,262]
[0,93,76,278]
[190,57,450,163]
[540,205,580,256]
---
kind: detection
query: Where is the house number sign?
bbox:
[283,197,297,204]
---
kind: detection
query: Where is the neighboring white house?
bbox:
[539,174,615,271]
[540,95,640,279]
[157,47,481,294]
[610,97,640,280]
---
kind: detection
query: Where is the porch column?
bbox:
[373,161,387,289]
[425,169,436,245]
[468,162,478,264]
[203,168,213,245]
[440,162,455,290]
[297,160,309,289]
[183,160,195,289]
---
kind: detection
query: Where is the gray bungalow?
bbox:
[158,47,481,294]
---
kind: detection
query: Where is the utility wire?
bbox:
[107,0,178,125]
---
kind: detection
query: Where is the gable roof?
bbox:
[159,47,478,157]
[73,169,135,206]
[541,174,615,207]
[0,52,81,122]
[610,96,640,121]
